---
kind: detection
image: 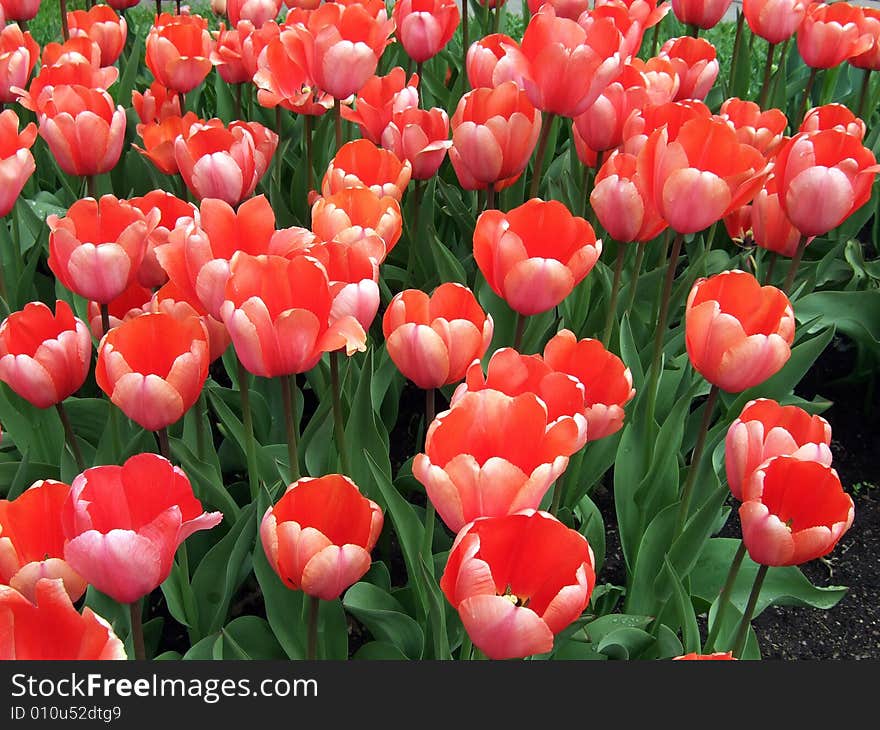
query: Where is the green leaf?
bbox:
[216,616,287,660]
[625,504,677,616]
[661,557,701,654]
[575,493,605,574]
[342,582,424,659]
[584,614,653,646]
[796,290,880,356]
[595,627,655,660]
[353,641,409,660]
[417,554,452,660]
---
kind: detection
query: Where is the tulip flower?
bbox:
[449,82,542,192]
[62,453,222,604]
[590,0,647,59]
[135,111,203,176]
[0,110,36,220]
[382,283,494,391]
[174,118,279,205]
[36,86,127,178]
[381,106,452,180]
[132,82,183,125]
[474,199,602,316]
[595,0,671,30]
[674,652,736,660]
[726,399,833,501]
[573,64,647,154]
[0,0,40,22]
[0,480,87,603]
[0,23,39,105]
[0,300,92,410]
[526,0,590,21]
[796,2,873,70]
[151,281,232,364]
[0,579,126,660]
[415,390,586,532]
[851,7,880,71]
[799,103,866,140]
[322,139,413,201]
[130,190,198,290]
[106,0,140,8]
[627,57,681,107]
[519,6,625,118]
[341,67,420,145]
[241,18,282,79]
[95,313,210,432]
[685,270,795,393]
[718,97,788,156]
[671,0,733,30]
[227,0,283,26]
[740,457,854,566]
[260,474,383,600]
[591,151,667,243]
[220,253,366,378]
[743,0,809,45]
[392,0,460,64]
[146,12,215,94]
[211,22,253,85]
[67,5,128,67]
[86,280,152,339]
[440,510,595,659]
[773,129,880,237]
[748,174,811,257]
[310,187,402,258]
[659,36,720,101]
[622,99,710,155]
[466,33,529,91]
[638,115,769,234]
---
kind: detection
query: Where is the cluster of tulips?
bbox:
[0,0,877,661]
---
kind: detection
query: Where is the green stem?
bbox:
[704,541,747,652]
[307,595,320,660]
[462,4,469,89]
[195,391,208,461]
[405,179,425,280]
[770,38,791,104]
[156,426,171,461]
[528,114,555,200]
[513,312,527,351]
[87,175,98,200]
[280,373,300,481]
[460,633,473,660]
[304,115,315,195]
[763,251,778,286]
[492,2,502,34]
[623,241,647,319]
[234,83,242,119]
[330,350,350,475]
[129,601,146,661]
[687,23,700,38]
[650,19,661,57]
[731,564,768,658]
[602,242,625,348]
[798,67,818,128]
[334,97,343,153]
[274,106,283,189]
[60,0,69,41]
[485,183,496,211]
[673,385,719,538]
[422,388,436,561]
[758,42,776,109]
[56,401,86,472]
[857,69,872,122]
[727,10,745,95]
[782,236,807,294]
[237,359,260,499]
[550,472,565,517]
[100,303,110,338]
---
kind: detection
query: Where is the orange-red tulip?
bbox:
[796,2,873,69]
[0,481,87,603]
[95,312,210,431]
[526,0,590,21]
[851,7,880,70]
[415,390,586,532]
[674,652,736,660]
[382,283,494,391]
[135,111,203,176]
[106,0,140,8]
[440,510,595,659]
[0,23,39,104]
[86,280,152,339]
[449,82,542,192]
[0,578,126,660]
[253,27,333,116]
[310,187,402,258]
[799,103,866,140]
[595,0,671,29]
[627,57,681,107]
[1,0,39,22]
[0,109,36,219]
[67,5,127,67]
[220,253,366,377]
[740,457,854,566]
[381,106,451,180]
[211,21,253,85]
[590,1,647,59]
[591,150,667,242]
[743,0,809,45]
[659,35,720,101]
[261,474,383,600]
[717,97,788,156]
[474,199,602,316]
[466,33,529,91]
[241,18,281,78]
[322,138,413,201]
[773,129,880,237]
[393,0,460,63]
[341,67,420,145]
[146,12,215,94]
[62,453,222,604]
[726,398,832,501]
[672,0,733,30]
[174,118,278,205]
[685,270,794,393]
[227,0,282,26]
[132,81,183,125]
[573,64,647,153]
[130,190,198,289]
[748,174,811,257]
[151,280,232,363]
[621,98,710,155]
[48,195,158,305]
[0,300,91,409]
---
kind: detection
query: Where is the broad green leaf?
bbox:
[216,616,287,660]
[343,582,424,659]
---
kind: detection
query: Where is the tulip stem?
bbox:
[704,541,748,652]
[763,251,778,286]
[550,472,566,516]
[334,98,343,153]
[304,115,315,195]
[462,5,469,89]
[485,183,496,211]
[731,564,768,658]
[758,42,776,109]
[602,242,625,348]
[156,427,171,461]
[798,67,818,128]
[195,391,208,461]
[673,385,719,538]
[155,0,161,18]
[234,83,242,120]
[528,113,555,200]
[237,359,260,499]
[727,10,745,97]
[405,179,425,280]
[178,93,186,114]
[492,3,502,34]
[87,175,98,200]
[460,633,474,660]
[857,69,873,122]
[129,601,146,661]
[330,351,350,475]
[176,0,181,13]
[307,595,320,660]
[100,304,110,338]
[274,107,283,190]
[782,236,807,294]
[280,373,300,481]
[422,388,436,561]
[60,0,69,41]
[623,241,647,319]
[56,402,86,472]
[687,23,700,39]
[513,312,527,351]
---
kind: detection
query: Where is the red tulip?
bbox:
[310,187,402,258]
[773,129,880,237]
[151,281,232,363]
[174,118,278,205]
[0,109,36,219]
[595,0,671,29]
[622,98,710,155]
[0,23,39,105]
[0,300,91,410]
[717,97,788,156]
[466,33,529,91]
[674,652,736,660]
[685,270,794,393]
[573,64,647,153]
[220,253,366,377]
[415,390,585,532]
[322,139,412,202]
[48,195,158,305]
[449,82,542,192]
[132,82,183,125]
[851,7,880,70]
[382,283,494,391]
[341,67,420,145]
[726,398,832,501]
[211,21,253,85]
[37,86,126,178]
[748,174,811,257]
[261,474,383,600]
[62,453,222,604]
[0,0,40,22]
[241,18,281,78]
[659,35,720,101]
[0,579,126,660]
[743,0,809,45]
[227,0,283,26]
[381,106,451,180]
[440,510,595,659]
[474,199,602,316]
[86,280,152,339]
[671,0,733,30]
[740,457,854,566]
[799,103,866,140]
[106,0,140,8]
[526,0,590,21]
[146,12,215,94]
[796,2,873,69]
[0,481,87,603]
[68,5,128,67]
[590,1,647,59]
[393,0,460,64]
[627,57,681,106]
[591,150,667,243]
[135,111,203,176]
[129,190,198,289]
